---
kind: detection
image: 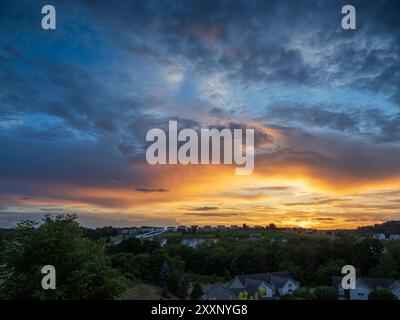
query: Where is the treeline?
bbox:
[107,229,400,291]
[357,221,400,236]
[160,235,400,286]
[1,215,400,300]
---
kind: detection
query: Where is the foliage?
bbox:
[0,214,128,299]
[313,287,339,300]
[281,288,316,300]
[238,287,266,300]
[190,283,203,300]
[368,289,398,300]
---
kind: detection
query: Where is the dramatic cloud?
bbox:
[1,0,400,228]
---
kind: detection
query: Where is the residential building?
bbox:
[177,226,187,232]
[332,276,400,300]
[373,233,386,240]
[181,238,218,248]
[202,272,300,300]
[249,234,263,241]
[389,234,400,240]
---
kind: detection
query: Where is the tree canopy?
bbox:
[0,214,128,299]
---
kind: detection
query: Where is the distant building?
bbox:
[249,234,263,241]
[202,272,300,300]
[140,226,156,233]
[177,226,188,232]
[217,225,226,230]
[332,276,400,300]
[229,225,239,230]
[202,225,212,231]
[167,226,177,232]
[373,233,386,240]
[181,238,218,248]
[181,239,204,248]
[120,228,138,235]
[389,234,400,240]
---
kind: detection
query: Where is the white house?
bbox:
[203,272,300,300]
[389,234,400,240]
[373,233,386,240]
[332,276,400,300]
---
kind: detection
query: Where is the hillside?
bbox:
[356,221,400,235]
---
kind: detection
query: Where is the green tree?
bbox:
[371,253,399,278]
[368,289,397,300]
[316,260,345,286]
[190,283,203,300]
[238,290,249,300]
[176,273,189,299]
[159,261,170,290]
[281,288,316,300]
[0,214,128,299]
[238,287,265,300]
[313,287,339,300]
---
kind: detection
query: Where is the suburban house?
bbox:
[389,234,400,240]
[181,238,218,248]
[373,233,386,240]
[202,272,300,300]
[332,276,400,300]
[249,234,263,241]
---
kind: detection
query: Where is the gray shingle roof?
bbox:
[202,283,235,300]
[232,271,295,287]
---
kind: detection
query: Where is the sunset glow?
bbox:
[1,0,400,229]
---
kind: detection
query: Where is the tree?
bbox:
[368,289,397,300]
[316,260,345,286]
[238,287,265,300]
[313,287,339,300]
[159,261,170,290]
[281,288,316,300]
[353,238,384,274]
[190,283,203,300]
[238,291,249,300]
[176,273,189,299]
[371,253,399,278]
[114,238,142,254]
[0,214,128,299]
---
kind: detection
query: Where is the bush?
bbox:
[313,287,338,300]
[368,289,397,300]
[281,288,316,300]
[0,214,128,299]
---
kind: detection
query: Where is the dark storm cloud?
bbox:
[264,106,400,143]
[1,0,400,223]
[265,105,360,132]
[135,188,169,193]
[185,212,239,217]
[256,124,400,184]
[193,206,219,211]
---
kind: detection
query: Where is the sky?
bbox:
[1,0,400,229]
